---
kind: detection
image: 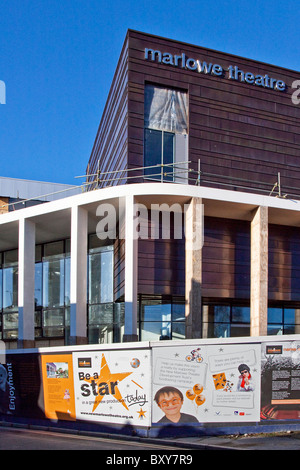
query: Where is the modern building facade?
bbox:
[1,30,300,349]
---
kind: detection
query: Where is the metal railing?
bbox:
[1,159,298,213]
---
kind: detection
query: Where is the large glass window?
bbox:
[144,85,188,183]
[34,240,70,340]
[202,304,250,338]
[87,238,116,344]
[43,308,65,337]
[88,247,114,304]
[268,306,300,335]
[202,302,300,338]
[1,250,18,340]
[139,295,185,341]
[2,250,18,311]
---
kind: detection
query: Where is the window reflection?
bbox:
[202,303,300,338]
[139,296,185,341]
[88,248,113,305]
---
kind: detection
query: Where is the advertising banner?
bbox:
[152,342,261,424]
[261,340,300,420]
[72,349,151,426]
[2,337,300,430]
[41,353,76,421]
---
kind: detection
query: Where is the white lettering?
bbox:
[144,47,286,92]
[292,80,300,104]
[106,455,140,467]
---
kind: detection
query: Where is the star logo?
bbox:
[83,353,132,413]
[137,408,146,419]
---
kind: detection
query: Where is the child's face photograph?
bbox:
[158,392,183,419]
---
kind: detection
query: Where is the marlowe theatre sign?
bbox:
[144,48,286,92]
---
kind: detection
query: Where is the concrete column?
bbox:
[70,206,88,345]
[185,197,203,339]
[18,218,35,349]
[250,205,268,337]
[123,194,138,342]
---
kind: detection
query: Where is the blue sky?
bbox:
[0,0,299,186]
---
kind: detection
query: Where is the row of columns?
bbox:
[17,196,140,348]
[17,196,269,348]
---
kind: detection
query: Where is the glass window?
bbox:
[172,302,185,321]
[144,128,162,178]
[206,323,230,338]
[268,307,282,324]
[144,85,188,134]
[88,303,114,325]
[203,305,230,323]
[44,241,64,258]
[43,308,65,337]
[139,296,185,341]
[88,324,113,344]
[3,312,18,330]
[3,266,18,311]
[144,85,188,183]
[34,311,42,327]
[88,248,113,304]
[214,305,230,322]
[284,324,297,335]
[202,304,250,339]
[267,324,283,335]
[3,328,18,340]
[163,132,175,167]
[35,262,43,308]
[43,308,64,327]
[113,303,125,343]
[3,249,18,266]
[231,324,250,337]
[43,258,65,308]
[140,321,171,341]
[144,129,174,181]
[284,308,300,325]
[35,245,42,263]
[232,306,250,323]
[172,321,185,340]
[64,256,70,306]
[141,300,171,322]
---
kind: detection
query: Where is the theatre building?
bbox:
[1,30,300,349]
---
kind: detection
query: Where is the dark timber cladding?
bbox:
[122,30,300,196]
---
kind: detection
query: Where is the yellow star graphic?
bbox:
[84,353,132,412]
[137,408,146,419]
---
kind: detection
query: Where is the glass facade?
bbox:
[202,304,250,338]
[267,306,300,335]
[87,235,124,344]
[1,237,300,344]
[35,240,70,342]
[202,302,300,338]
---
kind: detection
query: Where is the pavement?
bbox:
[159,430,300,450]
[1,419,300,450]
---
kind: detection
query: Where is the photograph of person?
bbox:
[237,363,255,391]
[154,386,199,424]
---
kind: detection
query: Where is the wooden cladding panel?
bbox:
[202,217,250,299]
[268,224,300,301]
[138,237,185,296]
